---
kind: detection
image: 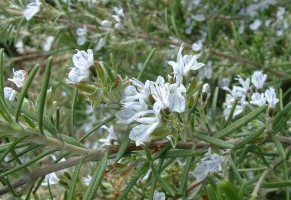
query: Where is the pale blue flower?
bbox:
[23,0,41,20]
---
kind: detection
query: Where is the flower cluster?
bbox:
[68,49,94,83]
[4,69,28,101]
[115,44,204,146]
[222,71,278,119]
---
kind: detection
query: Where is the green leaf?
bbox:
[262,181,291,188]
[14,64,40,122]
[211,87,219,123]
[207,184,218,200]
[0,48,14,123]
[218,179,241,200]
[228,157,243,185]
[79,115,115,142]
[38,57,53,135]
[238,182,247,199]
[82,153,108,200]
[152,143,171,160]
[151,166,175,196]
[234,127,265,150]
[131,162,150,179]
[70,89,78,138]
[194,133,234,149]
[115,133,131,162]
[214,105,267,139]
[141,144,152,160]
[179,156,194,195]
[272,101,291,134]
[67,156,86,200]
[0,149,56,178]
[102,61,115,83]
[270,133,285,159]
[163,149,195,158]
[117,178,139,200]
[222,98,239,128]
[137,48,156,80]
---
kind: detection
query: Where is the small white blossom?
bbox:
[83,175,92,186]
[23,0,41,20]
[68,66,89,83]
[72,49,94,69]
[8,69,28,88]
[95,38,104,51]
[113,7,124,18]
[76,26,87,45]
[168,83,186,113]
[218,77,230,88]
[149,76,170,109]
[153,190,166,200]
[250,19,262,30]
[43,36,55,52]
[41,172,59,186]
[265,87,279,109]
[192,148,224,181]
[114,23,124,31]
[251,71,267,90]
[250,92,266,106]
[101,20,112,28]
[168,44,205,85]
[4,87,16,101]
[100,125,118,145]
[129,107,161,146]
[191,14,205,22]
[15,40,24,53]
[192,40,203,52]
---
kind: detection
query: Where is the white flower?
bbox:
[95,38,104,51]
[251,71,267,90]
[223,95,247,119]
[41,172,59,186]
[4,87,16,101]
[23,0,41,20]
[192,40,203,52]
[8,69,28,88]
[72,49,94,69]
[234,75,250,96]
[191,14,205,22]
[168,83,186,113]
[168,44,205,85]
[250,92,266,106]
[218,77,230,88]
[43,36,55,52]
[192,148,223,181]
[76,26,87,45]
[113,7,124,18]
[83,175,92,186]
[100,125,118,145]
[114,23,124,31]
[265,87,279,109]
[76,26,87,36]
[15,40,24,53]
[250,19,262,30]
[149,76,170,109]
[101,20,112,28]
[129,107,161,146]
[153,190,165,200]
[68,66,89,83]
